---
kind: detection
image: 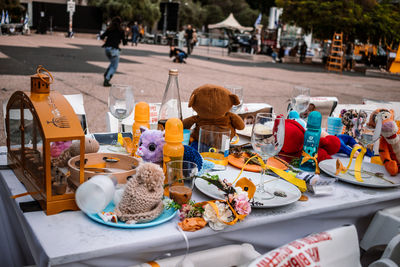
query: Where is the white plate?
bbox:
[236,125,253,137]
[195,171,301,208]
[319,158,400,188]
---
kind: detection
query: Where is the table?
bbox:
[1,145,400,267]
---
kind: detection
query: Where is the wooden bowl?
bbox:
[68,153,140,185]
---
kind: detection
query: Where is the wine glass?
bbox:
[291,86,310,115]
[251,113,285,200]
[108,84,134,151]
[225,85,243,113]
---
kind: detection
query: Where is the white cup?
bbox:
[75,175,116,214]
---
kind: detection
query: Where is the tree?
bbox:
[0,0,24,22]
[276,0,400,44]
[89,0,160,26]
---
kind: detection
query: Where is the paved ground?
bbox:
[1,33,400,146]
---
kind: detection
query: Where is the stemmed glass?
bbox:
[354,110,382,148]
[251,113,285,200]
[291,86,310,115]
[108,84,134,151]
[347,110,382,179]
[225,85,243,113]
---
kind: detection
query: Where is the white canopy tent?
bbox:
[208,13,253,32]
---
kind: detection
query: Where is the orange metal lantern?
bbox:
[6,66,85,215]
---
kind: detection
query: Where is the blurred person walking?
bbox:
[191,28,198,53]
[178,27,185,49]
[344,42,354,72]
[185,24,193,55]
[131,22,139,46]
[100,16,127,87]
[300,41,307,64]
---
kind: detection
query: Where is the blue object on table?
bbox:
[86,202,177,228]
[300,111,322,172]
[183,129,191,145]
[92,132,133,145]
[288,110,306,129]
[338,134,373,157]
[183,145,214,175]
[327,117,343,136]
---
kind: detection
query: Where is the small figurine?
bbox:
[340,109,367,138]
[136,127,165,163]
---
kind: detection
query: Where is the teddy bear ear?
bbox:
[140,126,148,134]
[229,93,240,106]
[188,93,196,108]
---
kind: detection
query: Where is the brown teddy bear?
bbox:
[183,84,245,141]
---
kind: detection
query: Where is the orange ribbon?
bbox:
[300,151,320,174]
[196,200,247,226]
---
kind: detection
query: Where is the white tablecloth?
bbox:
[1,145,400,266]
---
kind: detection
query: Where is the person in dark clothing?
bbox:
[100,17,127,87]
[344,42,354,71]
[169,45,187,63]
[131,22,139,46]
[300,41,307,63]
[278,45,285,63]
[185,24,193,55]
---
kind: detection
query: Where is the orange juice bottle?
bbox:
[132,102,150,156]
[163,118,184,196]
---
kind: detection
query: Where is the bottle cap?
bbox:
[165,118,183,142]
[134,102,150,122]
[169,69,178,76]
[307,111,322,130]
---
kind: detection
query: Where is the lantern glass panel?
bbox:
[8,98,22,161]
[23,105,45,194]
[50,139,80,196]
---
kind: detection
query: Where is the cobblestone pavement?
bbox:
[1,33,400,145]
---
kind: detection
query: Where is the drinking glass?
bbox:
[291,86,310,114]
[198,125,231,171]
[167,160,198,205]
[251,113,285,200]
[225,85,243,113]
[354,110,382,148]
[108,84,134,151]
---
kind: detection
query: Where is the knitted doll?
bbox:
[115,163,164,224]
[136,127,165,163]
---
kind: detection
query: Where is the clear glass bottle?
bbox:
[158,69,183,130]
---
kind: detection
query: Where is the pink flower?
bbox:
[234,194,251,216]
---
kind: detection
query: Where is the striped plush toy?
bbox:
[367,109,400,176]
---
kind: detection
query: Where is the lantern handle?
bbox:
[36,65,54,85]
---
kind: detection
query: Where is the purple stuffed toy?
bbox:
[136,127,165,163]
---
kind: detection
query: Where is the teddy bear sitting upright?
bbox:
[183,84,245,141]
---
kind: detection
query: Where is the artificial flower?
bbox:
[203,201,232,231]
[234,193,251,216]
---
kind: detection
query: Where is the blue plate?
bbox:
[86,202,178,228]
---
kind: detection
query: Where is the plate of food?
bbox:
[195,171,301,208]
[319,158,400,188]
[86,202,178,228]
